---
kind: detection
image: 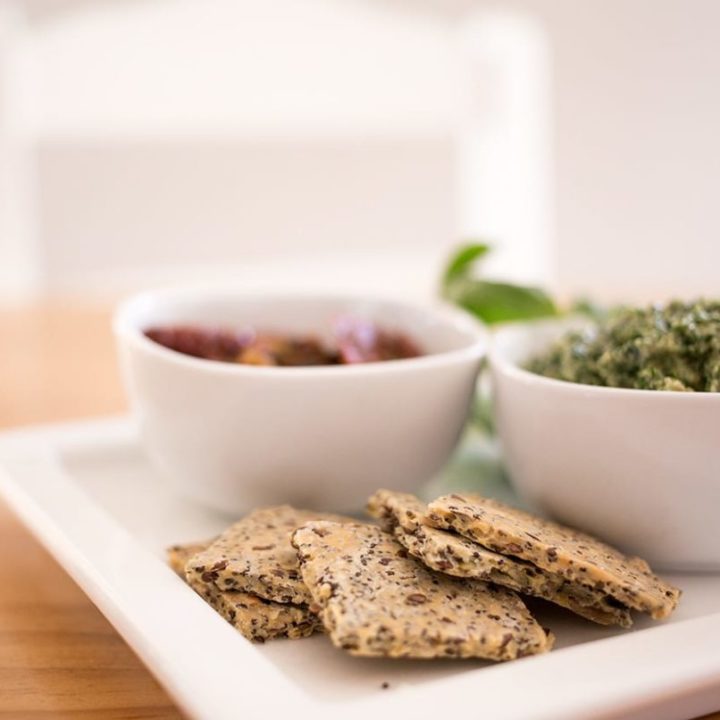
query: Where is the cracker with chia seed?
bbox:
[426,494,680,619]
[291,521,554,660]
[167,541,321,642]
[186,506,353,604]
[367,490,632,627]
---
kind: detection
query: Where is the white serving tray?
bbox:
[1,417,719,720]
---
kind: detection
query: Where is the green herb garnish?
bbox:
[441,243,558,325]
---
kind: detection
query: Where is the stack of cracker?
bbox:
[170,506,350,642]
[167,491,680,661]
[367,490,680,627]
[168,504,554,660]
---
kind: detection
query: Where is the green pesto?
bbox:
[526,300,720,392]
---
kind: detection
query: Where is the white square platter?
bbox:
[0,417,719,720]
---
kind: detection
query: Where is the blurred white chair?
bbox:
[1,0,551,301]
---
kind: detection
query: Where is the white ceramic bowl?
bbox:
[490,319,720,571]
[114,290,486,515]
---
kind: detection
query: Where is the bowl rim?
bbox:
[113,288,487,377]
[489,318,720,401]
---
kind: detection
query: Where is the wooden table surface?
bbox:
[0,302,717,720]
[0,303,183,720]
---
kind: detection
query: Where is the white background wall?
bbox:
[2,0,719,304]
[0,0,552,300]
[0,3,39,299]
[526,0,720,302]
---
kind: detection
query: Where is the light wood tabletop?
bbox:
[0,301,717,720]
[0,302,183,720]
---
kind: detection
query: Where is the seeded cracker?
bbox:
[292,521,553,660]
[186,505,353,604]
[167,542,208,576]
[426,494,680,619]
[167,541,321,642]
[367,490,632,627]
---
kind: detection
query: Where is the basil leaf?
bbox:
[442,243,557,325]
[442,242,491,288]
[448,279,557,324]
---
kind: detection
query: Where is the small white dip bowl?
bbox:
[114,291,486,514]
[490,319,720,571]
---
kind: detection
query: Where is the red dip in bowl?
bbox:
[144,317,422,367]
